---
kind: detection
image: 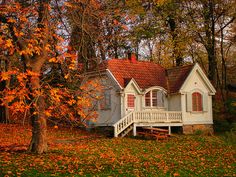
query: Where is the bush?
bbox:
[213,119,232,133]
[194,129,203,135]
[222,123,236,146]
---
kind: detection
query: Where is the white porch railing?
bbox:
[113,111,135,137]
[113,111,182,137]
[135,111,182,123]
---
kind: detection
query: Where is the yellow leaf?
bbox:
[7,18,16,23]
[1,72,10,81]
[45,110,51,117]
[64,74,69,79]
[6,39,13,48]
[68,99,76,106]
[45,44,51,52]
[65,2,73,7]
[49,57,57,63]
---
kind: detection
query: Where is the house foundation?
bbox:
[183,124,214,135]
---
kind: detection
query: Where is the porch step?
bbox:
[120,125,133,137]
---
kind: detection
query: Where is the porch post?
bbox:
[133,123,137,136]
[120,92,125,118]
[168,126,171,135]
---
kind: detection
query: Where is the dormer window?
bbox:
[145,90,164,107]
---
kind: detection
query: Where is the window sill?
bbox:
[143,107,165,109]
[189,111,206,114]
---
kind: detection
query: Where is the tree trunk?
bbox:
[28,0,49,153]
[203,0,216,85]
[0,59,7,123]
[0,81,6,123]
[28,74,47,154]
[167,15,183,66]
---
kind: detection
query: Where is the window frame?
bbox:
[144,89,165,108]
[186,90,208,113]
[100,89,111,110]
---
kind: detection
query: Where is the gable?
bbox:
[180,64,216,94]
[83,70,120,91]
[123,78,142,94]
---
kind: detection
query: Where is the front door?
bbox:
[126,94,136,115]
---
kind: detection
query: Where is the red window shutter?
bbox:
[127,94,135,108]
[192,92,203,111]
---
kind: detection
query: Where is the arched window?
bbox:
[192,92,202,111]
[145,90,164,107]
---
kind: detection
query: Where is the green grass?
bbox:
[0,124,235,176]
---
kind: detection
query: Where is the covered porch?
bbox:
[113,111,183,137]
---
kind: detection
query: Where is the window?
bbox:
[152,90,158,106]
[100,90,111,110]
[192,92,202,111]
[145,92,151,106]
[186,91,208,112]
[145,90,164,107]
[127,94,135,108]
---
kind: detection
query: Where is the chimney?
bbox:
[128,53,137,63]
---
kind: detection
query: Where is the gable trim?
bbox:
[179,63,216,95]
[106,69,123,90]
[144,86,168,94]
[124,78,142,94]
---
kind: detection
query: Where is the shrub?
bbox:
[222,123,236,146]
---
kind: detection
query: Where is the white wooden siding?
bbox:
[181,69,213,125]
[88,75,121,126]
[168,94,181,111]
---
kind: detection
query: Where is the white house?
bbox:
[84,55,216,137]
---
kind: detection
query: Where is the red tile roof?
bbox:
[98,59,194,93]
[166,65,194,93]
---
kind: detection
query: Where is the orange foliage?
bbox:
[0,1,102,127]
[0,124,235,176]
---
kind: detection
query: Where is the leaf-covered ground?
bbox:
[0,124,235,177]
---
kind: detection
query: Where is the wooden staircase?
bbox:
[113,111,135,137]
[120,125,133,137]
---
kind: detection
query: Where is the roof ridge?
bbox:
[107,58,164,65]
[166,64,194,71]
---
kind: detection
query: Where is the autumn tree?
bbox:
[0,0,100,154]
[183,0,235,84]
[66,0,131,69]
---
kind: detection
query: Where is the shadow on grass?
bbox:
[0,144,28,153]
